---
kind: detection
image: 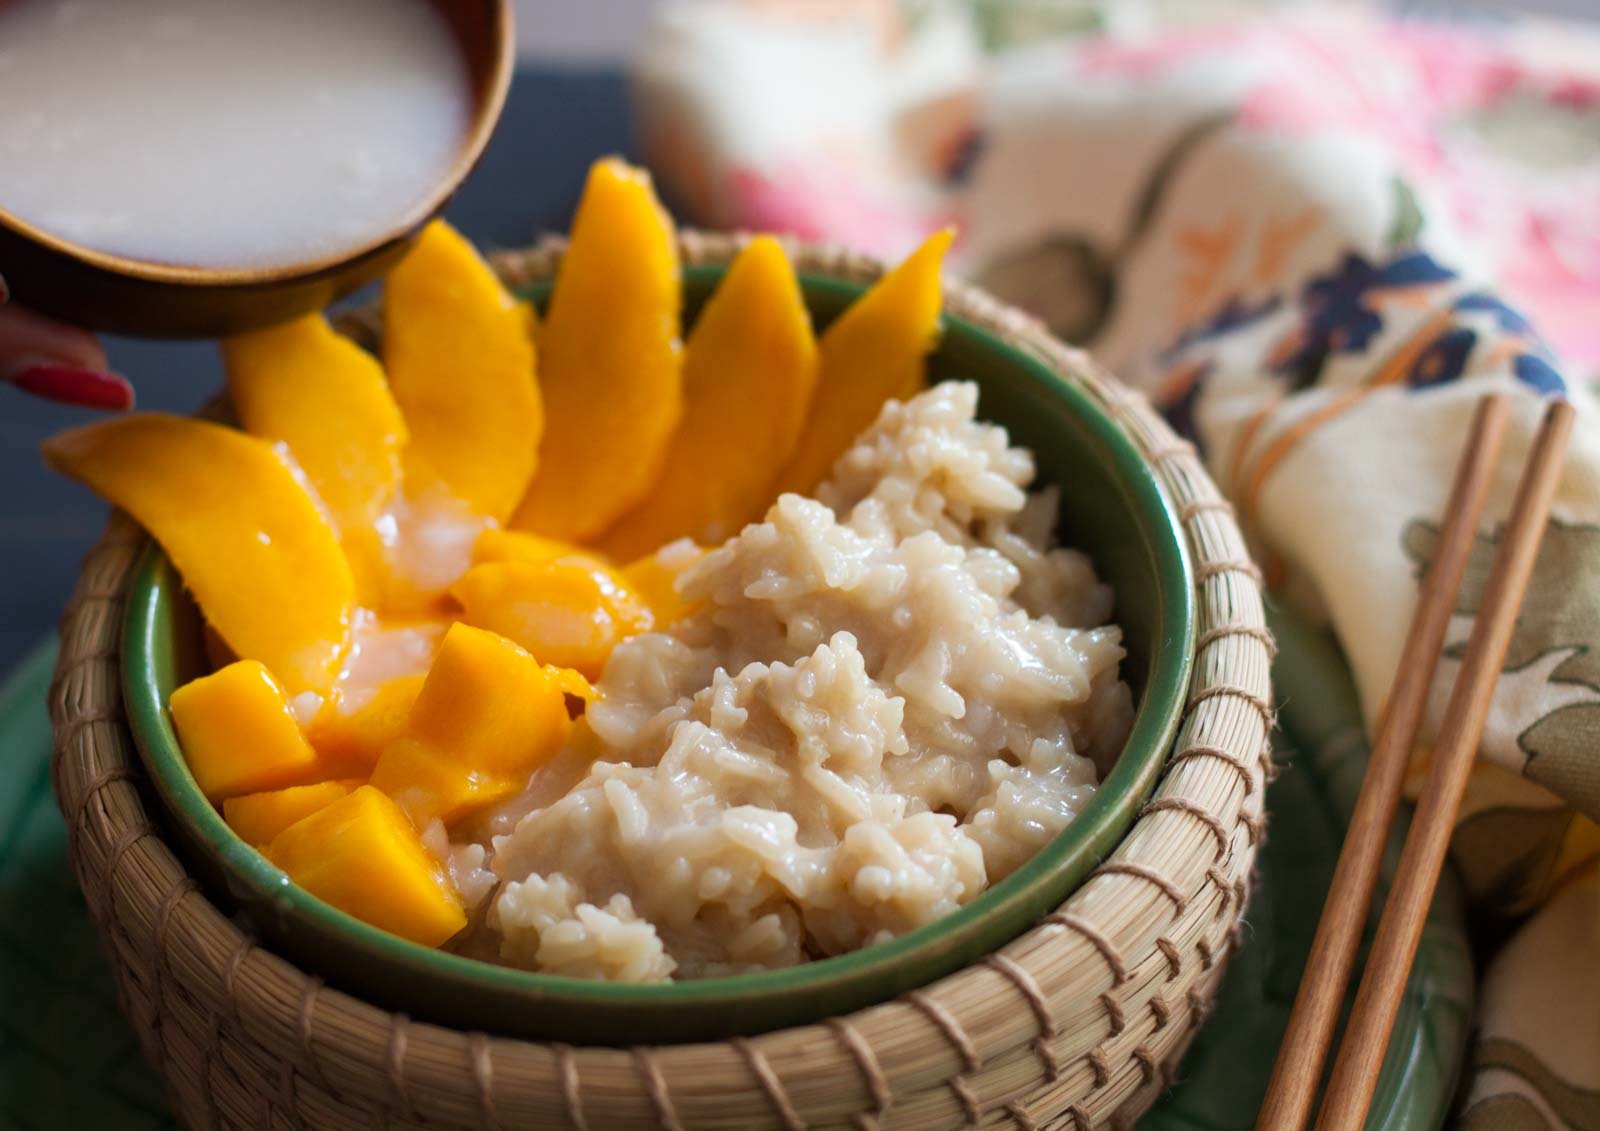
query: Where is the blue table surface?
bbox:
[0,67,633,672]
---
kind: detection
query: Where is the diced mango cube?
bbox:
[370,738,523,827]
[408,623,575,773]
[268,786,465,947]
[451,559,652,680]
[306,673,427,769]
[223,779,357,847]
[170,660,323,802]
[621,547,706,629]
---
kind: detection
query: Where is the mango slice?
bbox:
[600,236,818,558]
[371,738,523,828]
[384,220,542,524]
[473,528,595,568]
[170,660,323,801]
[268,785,465,947]
[306,673,427,769]
[223,779,358,848]
[771,229,952,496]
[451,559,652,680]
[621,548,705,629]
[407,623,576,774]
[223,314,407,601]
[43,415,353,692]
[512,159,683,540]
[517,298,541,346]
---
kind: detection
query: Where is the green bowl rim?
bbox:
[121,268,1196,1013]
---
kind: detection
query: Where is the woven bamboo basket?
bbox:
[49,233,1272,1130]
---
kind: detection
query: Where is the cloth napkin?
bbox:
[635,3,1600,1124]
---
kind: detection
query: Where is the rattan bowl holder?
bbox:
[50,232,1273,1130]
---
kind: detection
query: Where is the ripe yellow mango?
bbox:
[517,298,541,346]
[451,559,652,680]
[370,738,522,828]
[472,527,595,568]
[169,660,323,801]
[385,220,542,524]
[407,623,576,774]
[772,229,952,497]
[513,158,683,540]
[621,549,705,629]
[43,415,353,692]
[223,779,358,848]
[600,237,818,559]
[268,786,465,947]
[306,673,427,769]
[223,314,407,602]
[545,665,598,704]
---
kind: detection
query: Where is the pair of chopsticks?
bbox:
[1256,393,1575,1131]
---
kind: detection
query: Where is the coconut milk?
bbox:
[0,0,473,269]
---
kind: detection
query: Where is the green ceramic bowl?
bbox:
[122,267,1196,1045]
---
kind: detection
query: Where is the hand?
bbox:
[0,277,132,411]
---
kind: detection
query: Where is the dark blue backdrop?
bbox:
[0,67,633,670]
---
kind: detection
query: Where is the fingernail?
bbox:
[9,362,134,411]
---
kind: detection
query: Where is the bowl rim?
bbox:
[0,0,512,289]
[120,270,1196,1019]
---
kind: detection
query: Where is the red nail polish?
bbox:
[10,363,134,411]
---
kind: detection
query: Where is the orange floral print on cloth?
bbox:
[634,3,1600,1121]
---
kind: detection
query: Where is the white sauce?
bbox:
[0,0,472,268]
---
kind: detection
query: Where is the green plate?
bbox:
[3,609,1471,1126]
[119,265,1197,1045]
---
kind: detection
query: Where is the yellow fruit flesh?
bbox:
[600,236,818,558]
[472,527,595,568]
[512,158,683,540]
[268,786,465,947]
[306,672,427,769]
[43,414,354,693]
[223,313,407,602]
[384,220,542,524]
[223,779,357,848]
[367,623,582,826]
[169,660,324,801]
[370,738,523,828]
[451,559,652,680]
[620,550,705,628]
[772,228,951,496]
[407,623,576,775]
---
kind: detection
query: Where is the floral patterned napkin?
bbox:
[636,3,1600,1124]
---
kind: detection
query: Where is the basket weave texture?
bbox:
[50,233,1273,1130]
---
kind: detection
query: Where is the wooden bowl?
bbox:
[0,0,511,339]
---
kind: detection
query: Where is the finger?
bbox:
[0,304,131,410]
[0,303,110,372]
[10,362,134,410]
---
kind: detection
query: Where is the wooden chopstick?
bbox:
[1312,397,1575,1131]
[1255,393,1511,1131]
